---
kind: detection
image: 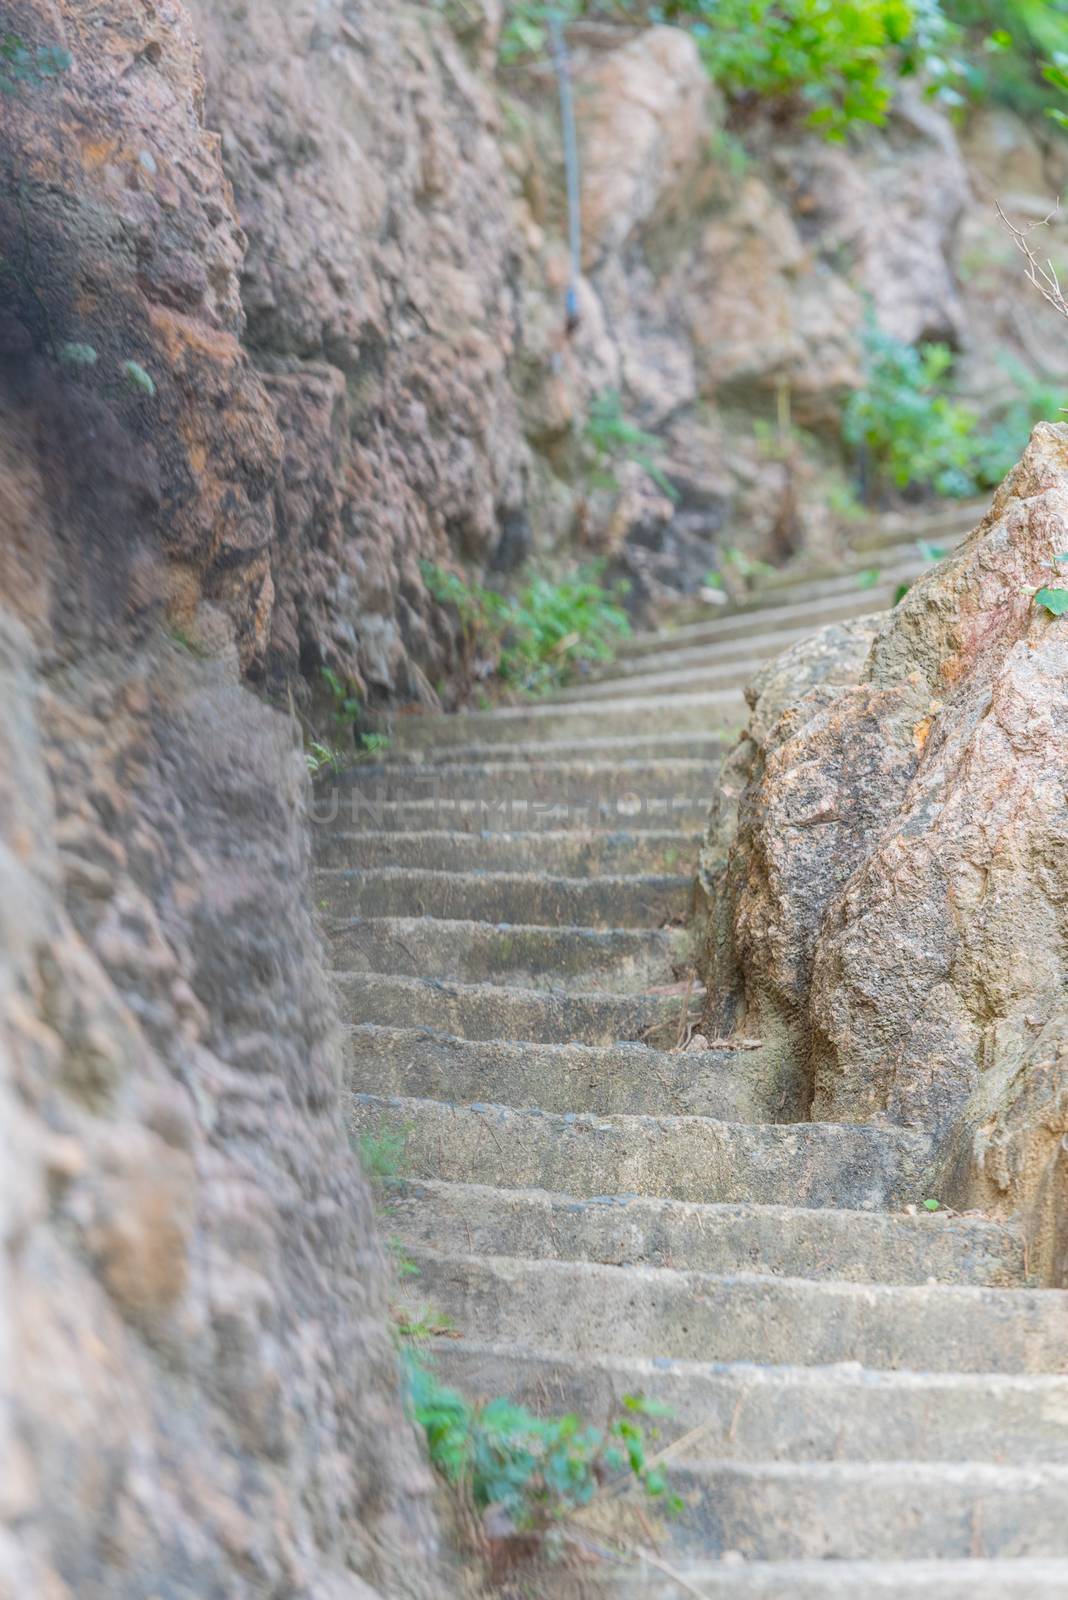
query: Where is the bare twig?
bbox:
[996,200,1068,322]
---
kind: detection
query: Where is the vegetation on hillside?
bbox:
[500,0,1068,136]
[843,322,1062,499]
[421,559,631,698]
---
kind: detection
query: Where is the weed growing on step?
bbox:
[403,1352,682,1573]
[305,740,345,776]
[302,670,390,775]
[389,1237,421,1279]
[394,1306,457,1340]
[420,559,631,699]
[358,1123,409,1183]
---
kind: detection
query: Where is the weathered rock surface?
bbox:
[8,0,1066,706]
[0,409,443,1599]
[0,0,283,672]
[705,425,1068,1181]
[0,13,444,1586]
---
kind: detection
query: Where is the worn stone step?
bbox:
[384,691,747,750]
[347,1029,768,1121]
[387,1179,1028,1286]
[846,500,984,553]
[326,916,688,990]
[574,1558,1068,1599]
[315,827,700,876]
[553,657,759,702]
[336,975,692,1045]
[754,536,929,592]
[351,1095,933,1210]
[618,589,897,658]
[329,757,722,806]
[347,731,729,766]
[437,1346,1068,1462]
[660,1460,1068,1560]
[313,794,711,835]
[401,1250,1068,1373]
[316,867,691,929]
[582,624,821,685]
[674,555,923,621]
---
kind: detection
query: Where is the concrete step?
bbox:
[384,690,747,750]
[347,1029,769,1122]
[553,656,759,702]
[316,867,692,929]
[313,794,711,835]
[574,1558,1068,1599]
[437,1346,1068,1462]
[752,536,926,592]
[661,1460,1068,1560]
[351,1095,933,1210]
[336,975,692,1045]
[618,589,898,659]
[402,1250,1068,1373]
[315,827,700,875]
[325,916,688,990]
[329,756,722,806]
[846,499,984,553]
[581,623,823,685]
[347,730,729,766]
[669,554,924,622]
[387,1179,1028,1286]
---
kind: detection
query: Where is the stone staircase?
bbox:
[315,514,1068,1597]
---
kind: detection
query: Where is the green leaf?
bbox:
[58,341,97,368]
[922,1197,941,1212]
[1034,586,1068,617]
[121,359,156,397]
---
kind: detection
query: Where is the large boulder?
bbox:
[706,425,1068,1164]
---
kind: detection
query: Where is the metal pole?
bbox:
[548,10,582,333]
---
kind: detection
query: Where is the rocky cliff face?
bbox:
[0,3,441,1594]
[703,423,1068,1279]
[7,0,1067,707]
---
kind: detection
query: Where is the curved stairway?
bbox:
[316,515,1068,1597]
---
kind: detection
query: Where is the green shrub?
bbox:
[694,0,919,136]
[843,322,1063,500]
[421,559,630,697]
[844,325,979,497]
[500,0,966,137]
[942,0,1068,123]
[405,1354,681,1533]
[584,389,678,500]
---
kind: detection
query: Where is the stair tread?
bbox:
[351,1092,932,1209]
[348,1025,773,1120]
[578,1558,1068,1599]
[400,1247,1068,1373]
[338,973,695,1044]
[319,527,1068,1569]
[385,1174,1027,1283]
[435,1341,1068,1464]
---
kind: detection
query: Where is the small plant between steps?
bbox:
[421,558,631,698]
[304,668,391,774]
[357,1120,683,1582]
[403,1351,682,1581]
